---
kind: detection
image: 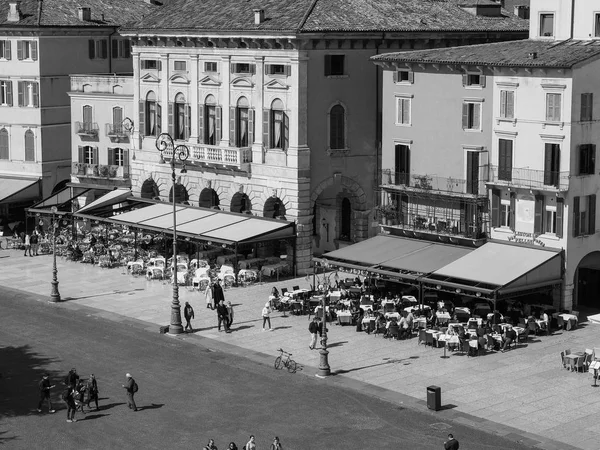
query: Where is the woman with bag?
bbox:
[262,301,273,331]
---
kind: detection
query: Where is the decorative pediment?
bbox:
[264,79,289,90]
[231,77,254,88]
[199,75,221,87]
[140,73,160,83]
[169,74,190,85]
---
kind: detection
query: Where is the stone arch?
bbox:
[141,178,160,199]
[51,179,70,195]
[199,188,220,209]
[169,183,189,204]
[230,192,251,214]
[263,196,286,219]
[574,251,600,308]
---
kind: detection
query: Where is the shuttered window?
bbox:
[0,128,8,160]
[546,93,561,121]
[543,143,560,187]
[498,139,513,181]
[462,102,481,130]
[499,90,514,119]
[581,93,593,122]
[578,144,595,175]
[329,104,345,149]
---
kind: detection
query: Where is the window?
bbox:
[17,81,39,107]
[79,145,97,165]
[88,39,108,59]
[462,102,481,130]
[394,144,410,185]
[171,93,189,141]
[463,73,485,87]
[545,207,556,234]
[540,13,554,37]
[111,39,131,59]
[466,151,480,195]
[205,61,218,72]
[24,129,35,161]
[0,128,8,160]
[141,90,161,136]
[500,202,511,227]
[329,104,345,150]
[544,143,560,186]
[232,63,254,74]
[109,147,125,166]
[491,189,514,229]
[0,40,11,60]
[499,90,515,119]
[0,81,12,106]
[17,40,37,60]
[579,144,596,175]
[174,61,187,71]
[141,60,160,70]
[498,139,513,181]
[581,93,593,122]
[546,93,561,121]
[595,13,600,38]
[394,70,413,83]
[325,55,345,76]
[201,95,220,145]
[112,106,123,131]
[230,96,252,148]
[573,195,596,237]
[396,97,411,125]
[263,99,288,150]
[265,64,289,76]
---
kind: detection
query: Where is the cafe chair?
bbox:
[556,315,564,330]
[468,339,479,357]
[572,310,580,319]
[291,302,303,316]
[487,335,497,352]
[579,353,592,373]
[418,329,427,345]
[584,349,594,371]
[560,351,566,369]
[388,323,400,340]
[425,332,434,347]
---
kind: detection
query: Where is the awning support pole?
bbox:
[234,242,239,285]
[134,230,138,260]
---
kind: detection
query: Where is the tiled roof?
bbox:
[372,39,600,69]
[0,0,159,27]
[125,0,529,33]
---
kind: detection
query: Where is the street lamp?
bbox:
[50,206,61,302]
[121,117,135,160]
[317,264,331,377]
[156,132,189,335]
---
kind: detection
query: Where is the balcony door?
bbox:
[394,144,410,185]
[466,151,479,195]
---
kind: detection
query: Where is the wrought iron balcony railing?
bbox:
[380,169,488,197]
[75,121,99,136]
[488,165,569,191]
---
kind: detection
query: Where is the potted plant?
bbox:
[376,204,397,225]
[98,165,109,177]
[108,165,118,178]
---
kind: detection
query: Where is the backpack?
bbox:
[132,380,139,393]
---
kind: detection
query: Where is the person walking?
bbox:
[309,316,320,350]
[64,367,79,389]
[205,282,213,309]
[23,232,31,256]
[61,385,77,423]
[216,300,229,332]
[37,373,56,413]
[270,436,283,450]
[444,433,459,450]
[212,279,225,309]
[86,374,99,411]
[203,439,218,450]
[226,301,234,328]
[122,373,138,412]
[262,301,273,331]
[30,230,39,256]
[245,435,256,450]
[183,301,195,332]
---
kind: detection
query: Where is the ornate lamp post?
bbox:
[50,206,61,302]
[156,133,189,335]
[317,262,331,377]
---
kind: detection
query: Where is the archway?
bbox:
[169,183,189,204]
[264,197,286,219]
[52,179,70,195]
[230,192,251,214]
[141,179,160,199]
[575,251,600,308]
[199,188,220,209]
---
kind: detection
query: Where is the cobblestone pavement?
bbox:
[3,249,599,449]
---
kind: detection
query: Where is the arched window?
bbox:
[173,93,187,140]
[0,128,8,160]
[141,178,160,199]
[230,192,251,214]
[329,104,345,150]
[199,188,220,209]
[270,99,287,150]
[264,197,286,219]
[24,129,35,161]
[341,197,351,239]
[144,91,159,136]
[169,183,189,204]
[235,96,249,147]
[204,94,218,145]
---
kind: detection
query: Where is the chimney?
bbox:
[458,2,502,17]
[514,5,530,20]
[7,2,22,22]
[253,8,264,25]
[78,6,91,21]
[529,52,538,60]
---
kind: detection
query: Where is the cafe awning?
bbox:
[28,183,117,214]
[0,177,40,204]
[77,188,131,214]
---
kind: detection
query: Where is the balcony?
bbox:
[76,121,99,137]
[162,143,252,171]
[487,165,569,191]
[106,123,129,139]
[380,169,488,198]
[72,163,130,179]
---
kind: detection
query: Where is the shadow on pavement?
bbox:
[0,429,19,444]
[80,413,110,421]
[327,341,348,348]
[96,402,126,411]
[272,326,291,331]
[332,358,405,375]
[230,325,253,332]
[137,403,164,411]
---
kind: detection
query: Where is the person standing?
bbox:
[86,374,99,411]
[61,386,77,423]
[122,373,138,412]
[216,300,229,332]
[309,316,320,350]
[270,437,283,450]
[205,282,213,309]
[30,230,39,256]
[64,368,79,389]
[262,301,273,331]
[23,232,31,257]
[444,433,459,450]
[203,439,218,450]
[226,301,234,329]
[212,279,225,309]
[183,301,195,332]
[245,435,256,450]
[37,373,56,413]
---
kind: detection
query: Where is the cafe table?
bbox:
[337,310,353,325]
[557,313,578,330]
[361,317,376,332]
[564,352,585,371]
[384,312,401,320]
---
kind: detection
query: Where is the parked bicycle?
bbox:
[274,348,297,373]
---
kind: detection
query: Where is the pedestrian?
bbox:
[86,374,99,411]
[226,301,234,328]
[227,442,238,450]
[122,373,138,412]
[216,300,229,332]
[203,439,218,450]
[23,232,31,256]
[245,435,256,450]
[73,380,86,414]
[37,373,56,413]
[183,301,195,332]
[444,433,459,450]
[64,367,79,389]
[270,436,282,450]
[30,230,39,256]
[61,385,77,423]
[262,301,273,331]
[309,316,320,350]
[212,278,225,309]
[205,282,214,309]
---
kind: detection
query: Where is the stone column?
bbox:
[220,55,231,146]
[160,53,170,135]
[190,53,199,143]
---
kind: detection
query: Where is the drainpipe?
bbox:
[570,0,575,39]
[375,35,383,208]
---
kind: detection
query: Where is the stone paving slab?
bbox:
[0,249,595,449]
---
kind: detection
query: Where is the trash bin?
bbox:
[427,385,441,411]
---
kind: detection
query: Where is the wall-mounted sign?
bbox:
[507,230,545,247]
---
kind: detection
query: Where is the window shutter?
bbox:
[185,104,191,140]
[31,41,37,60]
[462,74,467,86]
[402,99,410,124]
[479,75,486,88]
[285,65,291,76]
[138,101,145,136]
[157,60,162,71]
[500,91,506,117]
[534,195,544,234]
[6,81,12,106]
[32,82,39,107]
[592,144,597,174]
[491,189,500,227]
[124,40,131,58]
[250,64,256,74]
[5,41,11,60]
[168,102,174,136]
[112,39,118,58]
[78,146,84,163]
[230,63,235,74]
[123,148,129,167]
[229,106,236,146]
[156,103,161,134]
[544,143,553,185]
[215,106,222,142]
[101,40,107,59]
[17,40,23,60]
[556,198,564,238]
[88,40,95,59]
[248,108,254,146]
[509,193,516,231]
[283,112,289,151]
[107,147,114,165]
[473,103,481,129]
[408,71,414,83]
[264,64,269,75]
[263,109,271,149]
[552,145,560,186]
[462,103,468,128]
[324,55,331,76]
[17,81,24,106]
[573,196,580,237]
[506,91,514,118]
[198,104,204,144]
[392,71,398,83]
[589,194,596,235]
[93,146,99,165]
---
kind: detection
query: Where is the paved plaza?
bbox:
[2,249,599,449]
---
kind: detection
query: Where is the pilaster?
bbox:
[220,55,231,146]
[160,54,169,134]
[252,55,265,163]
[190,54,199,143]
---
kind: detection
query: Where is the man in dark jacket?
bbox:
[212,279,225,309]
[62,386,77,422]
[216,300,229,332]
[444,433,459,449]
[86,374,99,410]
[37,373,56,413]
[309,317,320,350]
[122,373,137,411]
[65,368,79,389]
[183,302,195,332]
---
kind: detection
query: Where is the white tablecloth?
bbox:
[337,311,352,324]
[261,263,288,277]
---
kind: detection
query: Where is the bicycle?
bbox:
[274,348,297,373]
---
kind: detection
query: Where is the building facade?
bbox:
[121,0,527,273]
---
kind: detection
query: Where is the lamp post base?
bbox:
[168,303,183,335]
[50,281,61,302]
[317,347,331,377]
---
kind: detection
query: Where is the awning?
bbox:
[77,188,131,214]
[0,177,40,204]
[28,183,117,214]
